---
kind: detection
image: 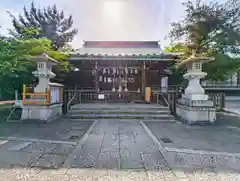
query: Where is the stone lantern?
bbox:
[176,53,216,124]
[21,52,64,122]
[31,52,58,93]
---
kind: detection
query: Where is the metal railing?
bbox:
[65,90,142,103]
[208,93,225,109]
[63,89,143,113]
[201,81,240,89]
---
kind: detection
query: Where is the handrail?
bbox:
[161,94,169,107]
[22,93,48,96]
[67,93,78,111]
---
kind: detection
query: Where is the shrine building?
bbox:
[65,41,180,102]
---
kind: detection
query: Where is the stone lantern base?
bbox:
[21,103,63,122]
[176,96,216,124]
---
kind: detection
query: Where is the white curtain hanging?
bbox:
[125,67,128,75]
[135,69,138,74]
[130,69,133,74]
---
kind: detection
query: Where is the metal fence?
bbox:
[63,90,142,114]
[63,87,226,115]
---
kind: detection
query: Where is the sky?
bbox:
[0,0,223,49]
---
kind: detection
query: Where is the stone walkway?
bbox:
[65,120,168,170]
[0,119,240,180]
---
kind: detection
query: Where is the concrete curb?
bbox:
[0,136,78,146]
[165,147,240,157]
[223,108,240,117]
[140,121,188,179]
[62,120,98,168]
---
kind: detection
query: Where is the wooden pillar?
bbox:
[95,60,99,92]
[125,60,128,91]
[112,59,116,91]
[141,61,146,97]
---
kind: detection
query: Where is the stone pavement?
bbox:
[0,119,93,141]
[65,120,168,170]
[0,118,94,169]
[145,121,240,173]
[0,119,240,180]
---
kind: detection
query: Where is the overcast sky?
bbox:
[0,0,222,48]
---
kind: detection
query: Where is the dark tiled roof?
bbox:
[83,41,160,48]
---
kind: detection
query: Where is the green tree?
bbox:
[0,35,69,100]
[8,2,78,50]
[164,43,187,85]
[164,43,240,82]
[168,0,240,81]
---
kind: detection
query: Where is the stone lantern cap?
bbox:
[178,53,214,66]
[29,52,58,66]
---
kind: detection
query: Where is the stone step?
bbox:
[70,110,170,115]
[64,114,174,120]
[71,106,169,111]
[62,118,177,123]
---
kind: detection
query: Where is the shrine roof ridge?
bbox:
[82,41,161,49]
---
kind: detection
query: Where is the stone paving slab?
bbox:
[0,119,94,169]
[0,141,76,168]
[66,120,167,171]
[144,121,240,172]
[144,122,240,153]
[0,119,94,142]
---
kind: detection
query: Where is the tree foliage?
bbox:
[0,33,69,100]
[164,43,186,85]
[164,43,240,81]
[168,0,240,81]
[8,2,78,50]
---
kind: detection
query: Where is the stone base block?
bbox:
[21,104,63,122]
[176,104,216,124]
[182,94,208,101]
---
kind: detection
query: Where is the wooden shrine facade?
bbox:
[65,41,180,102]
